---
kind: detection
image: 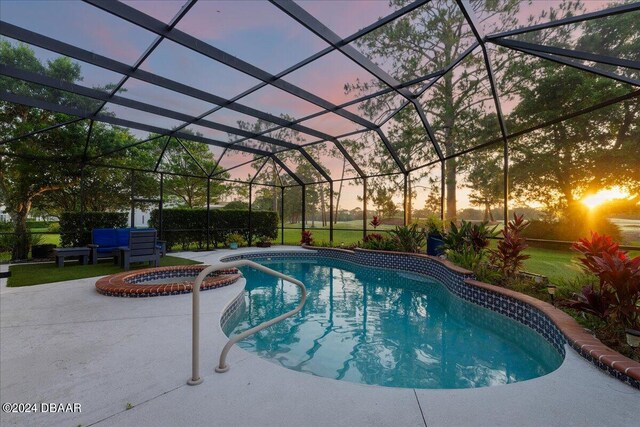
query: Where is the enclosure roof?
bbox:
[1,0,638,185]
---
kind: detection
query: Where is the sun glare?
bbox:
[581,187,630,209]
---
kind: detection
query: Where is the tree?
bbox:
[371,188,398,220]
[0,41,145,258]
[345,0,529,220]
[161,138,228,208]
[233,115,303,212]
[509,9,640,219]
[466,153,502,222]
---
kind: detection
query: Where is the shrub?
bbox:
[561,233,640,331]
[489,213,531,284]
[442,220,497,254]
[389,224,425,253]
[522,217,621,243]
[148,209,278,250]
[301,230,313,245]
[424,216,445,236]
[225,232,247,247]
[256,234,272,244]
[448,246,501,284]
[221,201,249,210]
[59,212,128,247]
[26,220,50,229]
[362,233,399,251]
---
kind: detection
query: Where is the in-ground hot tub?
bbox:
[96,265,241,297]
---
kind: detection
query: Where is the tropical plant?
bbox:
[446,245,500,284]
[489,213,531,283]
[300,230,313,246]
[389,224,425,253]
[256,234,272,244]
[562,232,640,331]
[442,220,497,254]
[369,215,382,229]
[361,233,400,251]
[561,285,614,321]
[225,233,246,247]
[424,216,445,236]
[589,253,640,330]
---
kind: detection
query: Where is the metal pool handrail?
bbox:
[187,259,307,386]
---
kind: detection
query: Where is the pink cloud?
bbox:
[120,0,185,24]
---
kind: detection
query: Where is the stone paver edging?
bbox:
[95,265,241,297]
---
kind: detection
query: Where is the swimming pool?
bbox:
[224,256,563,389]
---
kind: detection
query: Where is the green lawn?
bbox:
[7,255,201,287]
[521,247,582,283]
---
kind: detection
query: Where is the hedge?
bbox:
[60,212,128,247]
[26,220,52,229]
[148,209,278,250]
[521,217,621,247]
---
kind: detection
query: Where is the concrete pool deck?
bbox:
[1,247,638,427]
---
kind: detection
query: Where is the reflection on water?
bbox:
[227,258,563,389]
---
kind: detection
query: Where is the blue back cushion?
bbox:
[93,228,117,253]
[116,228,133,247]
[92,228,158,253]
[93,228,117,247]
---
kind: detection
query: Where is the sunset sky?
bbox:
[0,0,621,210]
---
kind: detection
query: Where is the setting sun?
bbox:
[581,187,630,209]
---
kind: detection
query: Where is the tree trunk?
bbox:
[445,157,457,220]
[407,178,413,224]
[320,185,326,227]
[272,168,278,212]
[334,157,346,224]
[11,200,32,260]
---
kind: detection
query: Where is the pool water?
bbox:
[226,258,563,389]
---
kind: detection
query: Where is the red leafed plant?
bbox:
[489,213,531,283]
[572,232,621,274]
[363,233,384,243]
[561,284,614,320]
[562,232,640,330]
[300,230,313,246]
[369,215,382,229]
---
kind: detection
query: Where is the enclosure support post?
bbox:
[403,173,409,226]
[130,169,135,228]
[329,181,334,244]
[206,178,211,251]
[440,161,445,222]
[159,173,164,240]
[79,165,85,241]
[503,140,509,225]
[301,185,306,236]
[248,184,253,246]
[280,186,285,245]
[363,178,367,239]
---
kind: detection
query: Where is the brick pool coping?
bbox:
[225,246,639,389]
[95,265,241,297]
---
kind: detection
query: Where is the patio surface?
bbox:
[1,247,638,427]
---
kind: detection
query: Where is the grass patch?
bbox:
[7,255,201,287]
[521,247,583,284]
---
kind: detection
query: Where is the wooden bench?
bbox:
[54,247,90,268]
[119,230,160,271]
